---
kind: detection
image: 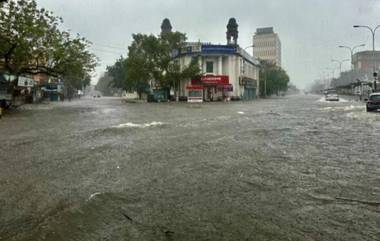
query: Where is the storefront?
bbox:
[187,75,233,102]
[176,43,260,101]
[201,75,233,101]
[240,77,257,100]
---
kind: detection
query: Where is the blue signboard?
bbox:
[201,44,237,54]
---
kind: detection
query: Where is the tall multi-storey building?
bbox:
[252,27,281,66]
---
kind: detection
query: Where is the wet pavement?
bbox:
[0,95,379,241]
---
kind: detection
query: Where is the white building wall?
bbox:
[179,56,193,97]
[228,55,242,98]
[202,56,223,74]
[177,53,260,99]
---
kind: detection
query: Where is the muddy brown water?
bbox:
[0,95,379,241]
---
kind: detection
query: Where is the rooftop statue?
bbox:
[226,18,239,45]
[161,18,172,35]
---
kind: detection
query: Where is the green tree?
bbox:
[0,0,97,89]
[108,31,200,99]
[157,31,200,91]
[259,61,290,96]
[107,57,127,90]
[126,33,161,96]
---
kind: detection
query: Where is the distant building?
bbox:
[352,50,380,72]
[331,50,380,92]
[253,27,282,66]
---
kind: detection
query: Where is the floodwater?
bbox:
[0,95,379,241]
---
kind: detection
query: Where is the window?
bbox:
[370,95,380,101]
[206,61,214,73]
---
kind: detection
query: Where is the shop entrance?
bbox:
[204,86,216,101]
[241,77,257,101]
[243,87,256,100]
[190,75,232,102]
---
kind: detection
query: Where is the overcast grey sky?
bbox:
[36,0,380,89]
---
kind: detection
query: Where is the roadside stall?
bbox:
[187,85,203,103]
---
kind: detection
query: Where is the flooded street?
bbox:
[0,95,379,241]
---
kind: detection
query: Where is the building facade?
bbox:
[176,42,260,101]
[253,27,281,66]
[152,18,260,102]
[352,50,380,73]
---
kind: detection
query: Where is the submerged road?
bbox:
[0,95,379,241]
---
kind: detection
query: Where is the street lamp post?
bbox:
[353,25,380,91]
[331,59,350,78]
[244,44,255,51]
[338,44,365,70]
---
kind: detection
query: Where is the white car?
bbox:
[325,93,339,101]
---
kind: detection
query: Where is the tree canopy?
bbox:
[105,31,201,99]
[259,61,290,96]
[0,0,97,89]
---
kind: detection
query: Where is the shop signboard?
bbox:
[201,44,236,54]
[179,43,202,55]
[18,76,35,87]
[201,75,229,85]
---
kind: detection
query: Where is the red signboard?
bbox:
[200,75,229,85]
[187,85,204,90]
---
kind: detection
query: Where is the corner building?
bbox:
[175,18,260,101]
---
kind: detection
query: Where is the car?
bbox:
[325,91,339,101]
[366,92,380,112]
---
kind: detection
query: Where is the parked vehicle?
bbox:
[366,92,380,112]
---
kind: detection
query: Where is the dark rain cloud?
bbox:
[36,0,380,88]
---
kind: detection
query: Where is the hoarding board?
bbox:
[18,77,35,87]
